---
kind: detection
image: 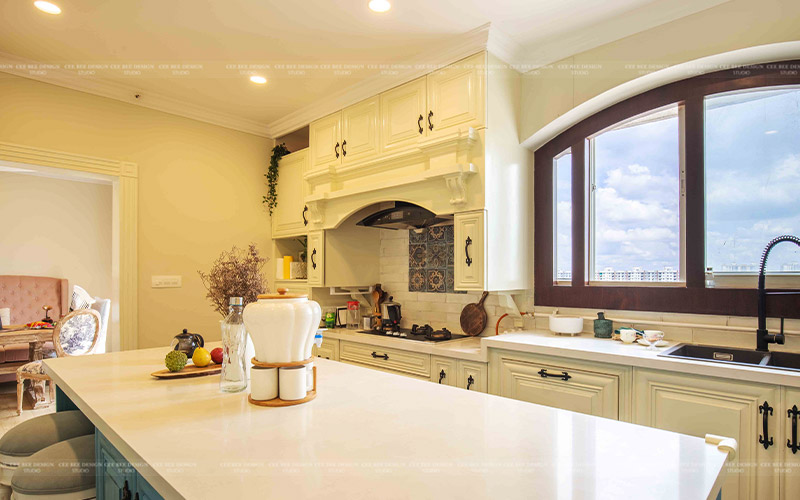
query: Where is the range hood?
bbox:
[356,202,452,231]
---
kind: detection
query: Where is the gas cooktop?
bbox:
[357,324,468,343]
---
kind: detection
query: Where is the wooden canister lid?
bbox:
[256,288,308,300]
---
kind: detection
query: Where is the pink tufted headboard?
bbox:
[0,275,69,325]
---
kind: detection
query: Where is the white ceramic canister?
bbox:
[279,366,307,401]
[243,288,322,364]
[250,367,278,401]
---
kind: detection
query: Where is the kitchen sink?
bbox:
[660,344,800,373]
[659,344,770,367]
[763,351,800,372]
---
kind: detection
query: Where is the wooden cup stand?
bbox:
[247,356,317,407]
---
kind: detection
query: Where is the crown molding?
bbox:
[0,51,273,138]
[266,23,494,138]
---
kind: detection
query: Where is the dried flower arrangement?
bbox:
[198,243,269,317]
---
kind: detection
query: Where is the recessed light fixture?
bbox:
[368,0,391,13]
[34,1,61,15]
[250,75,267,84]
[765,130,778,135]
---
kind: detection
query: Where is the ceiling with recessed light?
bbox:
[0,0,729,137]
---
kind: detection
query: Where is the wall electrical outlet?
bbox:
[151,275,182,288]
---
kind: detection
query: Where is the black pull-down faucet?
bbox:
[756,235,800,352]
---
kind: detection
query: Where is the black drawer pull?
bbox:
[121,480,131,500]
[428,110,434,131]
[759,401,774,449]
[342,139,347,157]
[335,142,340,158]
[418,114,423,134]
[466,375,474,390]
[439,369,446,384]
[788,405,799,454]
[538,368,571,381]
[371,351,389,360]
[302,205,308,226]
[311,248,317,270]
[465,236,473,267]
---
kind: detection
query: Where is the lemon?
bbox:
[192,347,211,367]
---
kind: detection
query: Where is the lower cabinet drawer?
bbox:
[458,360,488,393]
[490,349,630,420]
[340,341,430,378]
[313,338,339,361]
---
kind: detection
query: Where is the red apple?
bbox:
[210,347,223,364]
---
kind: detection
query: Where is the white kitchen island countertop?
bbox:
[45,346,728,500]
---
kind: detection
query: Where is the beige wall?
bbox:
[0,172,112,303]
[0,74,274,349]
[520,0,800,141]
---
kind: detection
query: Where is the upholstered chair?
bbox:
[10,434,96,499]
[16,309,100,415]
[0,411,94,500]
[89,297,110,354]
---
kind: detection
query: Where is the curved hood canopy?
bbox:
[356,202,452,230]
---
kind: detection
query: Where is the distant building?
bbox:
[592,266,679,282]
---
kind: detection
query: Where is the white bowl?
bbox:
[548,315,584,335]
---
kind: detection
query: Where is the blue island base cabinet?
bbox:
[96,431,164,500]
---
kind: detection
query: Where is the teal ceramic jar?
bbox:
[593,312,613,338]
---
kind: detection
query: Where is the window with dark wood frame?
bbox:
[534,61,800,319]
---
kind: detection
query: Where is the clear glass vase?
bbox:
[220,297,248,393]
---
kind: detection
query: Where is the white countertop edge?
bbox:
[320,328,486,362]
[483,330,800,388]
[44,360,184,500]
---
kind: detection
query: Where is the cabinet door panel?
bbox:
[782,387,800,500]
[431,356,458,387]
[273,149,308,237]
[454,211,485,291]
[341,97,379,164]
[426,52,485,135]
[457,360,487,393]
[497,357,619,419]
[313,338,339,361]
[380,77,426,152]
[339,341,430,378]
[309,112,341,169]
[307,231,325,286]
[633,368,779,500]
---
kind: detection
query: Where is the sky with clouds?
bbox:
[555,87,800,279]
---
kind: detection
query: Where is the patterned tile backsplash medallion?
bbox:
[408,225,463,293]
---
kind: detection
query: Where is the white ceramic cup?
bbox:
[619,328,637,344]
[250,367,278,401]
[279,366,307,401]
[643,330,665,344]
[306,362,314,391]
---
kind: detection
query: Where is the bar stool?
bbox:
[10,434,95,499]
[0,411,94,499]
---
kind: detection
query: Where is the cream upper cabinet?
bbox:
[307,230,325,286]
[454,210,486,291]
[782,387,800,500]
[490,350,629,420]
[426,52,486,136]
[380,77,427,152]
[309,111,341,170]
[272,149,308,238]
[633,368,779,500]
[341,96,380,164]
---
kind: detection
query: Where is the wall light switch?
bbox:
[152,275,182,288]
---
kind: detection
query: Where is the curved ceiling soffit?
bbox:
[521,41,800,151]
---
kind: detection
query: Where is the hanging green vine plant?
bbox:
[263,143,291,215]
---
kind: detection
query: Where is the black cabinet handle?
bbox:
[121,480,131,500]
[302,205,308,226]
[342,139,347,157]
[759,401,774,449]
[418,114,423,134]
[466,375,474,390]
[538,368,571,381]
[428,110,434,131]
[439,369,446,384]
[335,142,340,158]
[465,236,473,267]
[789,405,799,454]
[371,351,388,360]
[311,248,317,270]
[134,494,139,500]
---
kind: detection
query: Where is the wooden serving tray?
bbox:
[151,363,221,379]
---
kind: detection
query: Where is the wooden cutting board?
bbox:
[460,291,489,336]
[151,364,222,379]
